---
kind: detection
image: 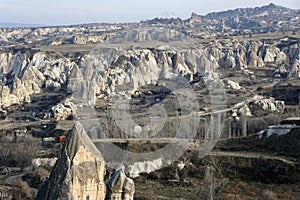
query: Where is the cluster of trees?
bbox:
[0,134,40,170]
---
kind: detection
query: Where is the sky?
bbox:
[0,0,299,25]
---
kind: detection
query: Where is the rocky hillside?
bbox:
[0,4,299,46]
[206,3,299,19]
[0,35,299,108]
[0,4,299,200]
[199,3,300,34]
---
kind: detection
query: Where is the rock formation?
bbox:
[73,35,104,45]
[36,122,106,200]
[36,122,136,200]
[252,98,285,112]
[106,169,135,200]
[0,35,298,109]
[0,3,299,199]
[52,98,76,120]
[31,158,58,172]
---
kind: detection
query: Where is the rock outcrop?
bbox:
[126,158,164,178]
[69,47,218,105]
[36,122,106,200]
[31,158,58,172]
[73,35,104,45]
[109,27,187,42]
[251,98,285,112]
[0,39,296,109]
[36,122,136,200]
[0,4,299,109]
[0,36,298,109]
[106,169,135,200]
[226,80,241,90]
[52,98,76,120]
[0,51,74,107]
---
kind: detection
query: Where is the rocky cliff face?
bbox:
[0,47,217,107]
[0,50,74,107]
[0,4,299,108]
[36,122,106,200]
[73,35,104,45]
[0,36,299,108]
[109,27,187,42]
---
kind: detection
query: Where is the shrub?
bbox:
[0,135,41,170]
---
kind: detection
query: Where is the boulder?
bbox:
[252,98,285,112]
[106,169,135,200]
[32,158,58,172]
[52,99,76,120]
[45,80,61,91]
[227,80,241,90]
[126,158,164,178]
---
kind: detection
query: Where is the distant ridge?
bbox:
[1,3,298,28]
[159,12,178,19]
[0,23,45,28]
[205,3,299,19]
